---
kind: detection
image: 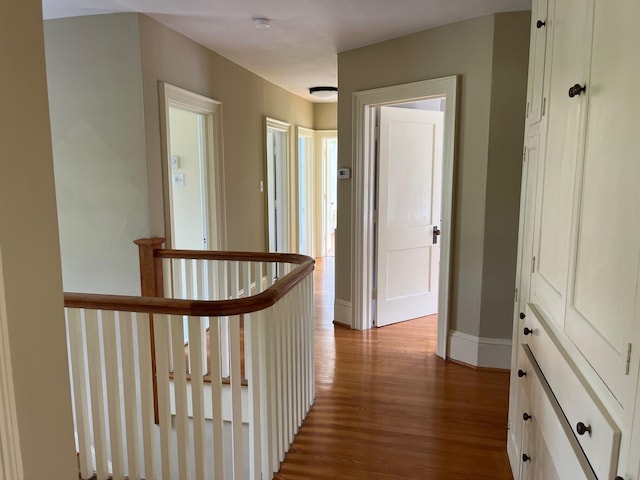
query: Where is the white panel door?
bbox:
[376,106,443,327]
[564,0,640,406]
[530,0,591,327]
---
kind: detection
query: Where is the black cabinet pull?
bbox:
[536,20,546,28]
[522,453,531,462]
[523,327,533,336]
[576,422,592,435]
[523,412,532,421]
[615,477,624,480]
[568,83,587,98]
[519,312,526,320]
[517,369,527,378]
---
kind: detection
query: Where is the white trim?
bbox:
[314,130,338,258]
[352,76,458,360]
[0,250,24,480]
[333,299,352,328]
[296,126,315,256]
[159,82,227,250]
[447,330,512,369]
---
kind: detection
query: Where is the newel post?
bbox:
[134,237,165,425]
[134,237,166,297]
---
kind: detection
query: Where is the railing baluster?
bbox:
[102,310,125,479]
[245,311,262,479]
[219,261,230,378]
[208,316,224,479]
[273,299,285,463]
[119,312,141,480]
[171,314,191,479]
[188,316,207,480]
[85,310,108,480]
[229,315,244,479]
[284,293,294,446]
[135,313,157,480]
[65,309,93,478]
[153,314,173,478]
[264,304,278,473]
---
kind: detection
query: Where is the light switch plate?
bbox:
[171,155,180,169]
[172,173,185,186]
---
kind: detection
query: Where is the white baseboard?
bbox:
[334,299,352,328]
[448,330,511,369]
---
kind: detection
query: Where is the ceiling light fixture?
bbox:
[309,86,338,99]
[253,17,271,29]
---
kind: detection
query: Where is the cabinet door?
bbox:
[530,0,592,327]
[564,0,640,406]
[525,0,549,126]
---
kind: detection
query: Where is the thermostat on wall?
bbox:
[338,168,351,180]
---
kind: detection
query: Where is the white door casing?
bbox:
[265,118,291,253]
[159,82,226,250]
[297,127,314,256]
[376,106,443,327]
[352,76,457,359]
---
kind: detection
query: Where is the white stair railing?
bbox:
[64,241,315,480]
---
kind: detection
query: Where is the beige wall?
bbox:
[0,0,77,477]
[337,13,529,339]
[138,14,314,252]
[480,13,530,338]
[45,14,150,295]
[313,103,338,130]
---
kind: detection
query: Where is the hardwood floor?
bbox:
[274,256,513,480]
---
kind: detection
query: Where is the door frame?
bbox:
[264,117,293,252]
[159,82,227,250]
[352,76,457,359]
[296,126,315,256]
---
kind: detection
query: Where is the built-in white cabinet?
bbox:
[524,0,548,126]
[509,0,640,478]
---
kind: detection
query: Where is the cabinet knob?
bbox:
[523,327,533,336]
[517,369,527,378]
[568,83,587,98]
[523,412,532,421]
[522,453,531,462]
[576,422,592,436]
[519,312,526,320]
[536,20,546,28]
[615,477,624,480]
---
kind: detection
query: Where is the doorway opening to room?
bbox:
[265,117,291,253]
[159,83,226,251]
[352,76,457,359]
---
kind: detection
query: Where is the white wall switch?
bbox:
[172,173,185,186]
[171,155,180,169]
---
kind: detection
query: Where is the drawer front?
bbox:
[521,306,621,479]
[523,345,596,479]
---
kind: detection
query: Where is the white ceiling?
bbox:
[42,0,531,103]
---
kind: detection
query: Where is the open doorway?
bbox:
[159,83,226,251]
[265,117,291,253]
[374,100,445,328]
[297,127,314,256]
[352,76,458,359]
[314,131,338,258]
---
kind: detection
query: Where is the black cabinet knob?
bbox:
[568,83,587,98]
[536,20,546,28]
[523,412,532,421]
[517,369,527,378]
[576,422,592,435]
[519,312,526,320]
[523,327,533,336]
[615,477,624,480]
[522,453,531,462]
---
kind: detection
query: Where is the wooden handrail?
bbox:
[63,253,314,316]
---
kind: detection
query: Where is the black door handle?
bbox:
[433,226,441,244]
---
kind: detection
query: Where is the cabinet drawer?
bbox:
[521,304,621,479]
[522,344,595,479]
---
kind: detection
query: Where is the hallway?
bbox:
[275,256,513,479]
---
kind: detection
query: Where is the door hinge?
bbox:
[514,287,519,303]
[625,343,632,375]
[532,256,536,273]
[523,147,527,163]
[374,126,380,141]
[372,288,377,300]
[373,210,378,223]
[526,102,530,117]
[542,97,547,116]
